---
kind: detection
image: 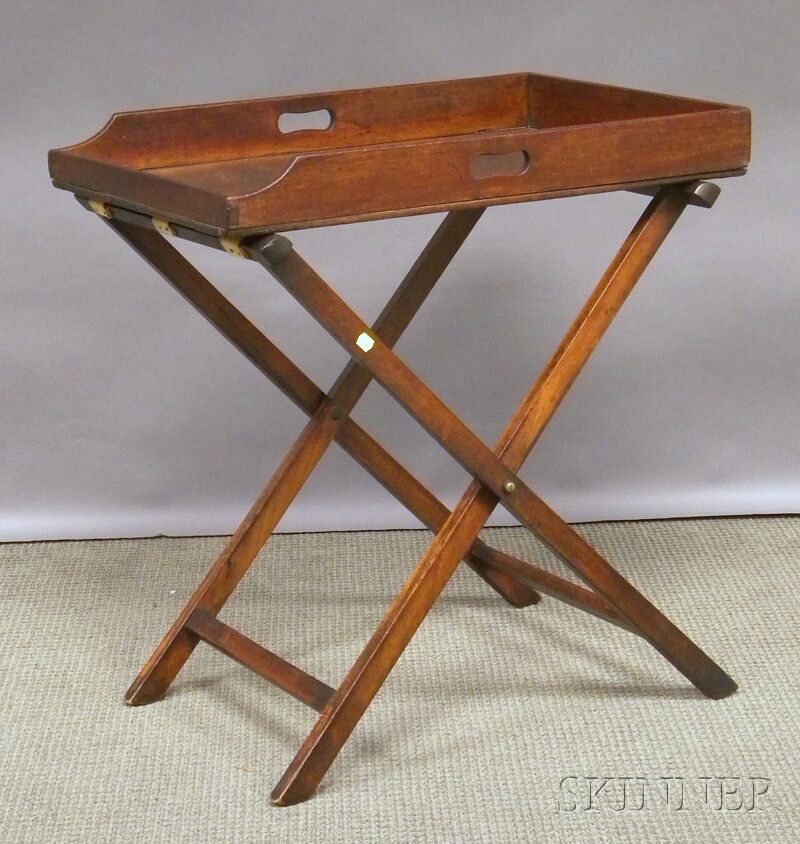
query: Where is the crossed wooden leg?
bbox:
[111,208,539,708]
[95,182,736,807]
[252,184,737,804]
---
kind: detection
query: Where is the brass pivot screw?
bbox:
[503,481,516,495]
[331,406,346,422]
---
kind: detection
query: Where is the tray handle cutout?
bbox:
[278,108,334,134]
[469,150,530,180]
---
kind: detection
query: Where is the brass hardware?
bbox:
[152,218,176,236]
[220,236,249,259]
[356,332,375,353]
[88,199,113,219]
[503,481,516,494]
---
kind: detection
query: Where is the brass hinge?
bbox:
[88,199,113,219]
[152,218,177,236]
[220,235,249,259]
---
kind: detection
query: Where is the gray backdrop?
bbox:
[1,2,798,540]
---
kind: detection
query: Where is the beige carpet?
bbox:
[1,517,798,843]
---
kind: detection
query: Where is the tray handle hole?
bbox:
[278,108,334,134]
[469,150,530,180]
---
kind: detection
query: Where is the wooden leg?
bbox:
[100,183,735,806]
[255,189,693,500]
[261,184,736,804]
[494,485,737,696]
[107,216,536,610]
[469,541,638,634]
[116,210,538,706]
[271,482,498,804]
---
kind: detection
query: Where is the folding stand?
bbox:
[71,180,734,804]
[50,73,750,804]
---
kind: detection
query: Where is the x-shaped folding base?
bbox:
[86,181,736,805]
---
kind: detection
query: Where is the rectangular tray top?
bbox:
[49,73,750,235]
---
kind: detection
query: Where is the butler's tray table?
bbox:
[49,72,751,804]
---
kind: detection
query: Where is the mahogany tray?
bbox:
[49,73,750,235]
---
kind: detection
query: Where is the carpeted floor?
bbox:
[1,517,798,843]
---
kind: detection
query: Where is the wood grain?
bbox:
[186,610,334,713]
[265,186,736,805]
[113,210,538,706]
[49,73,750,233]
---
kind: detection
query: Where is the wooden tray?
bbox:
[49,73,750,235]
